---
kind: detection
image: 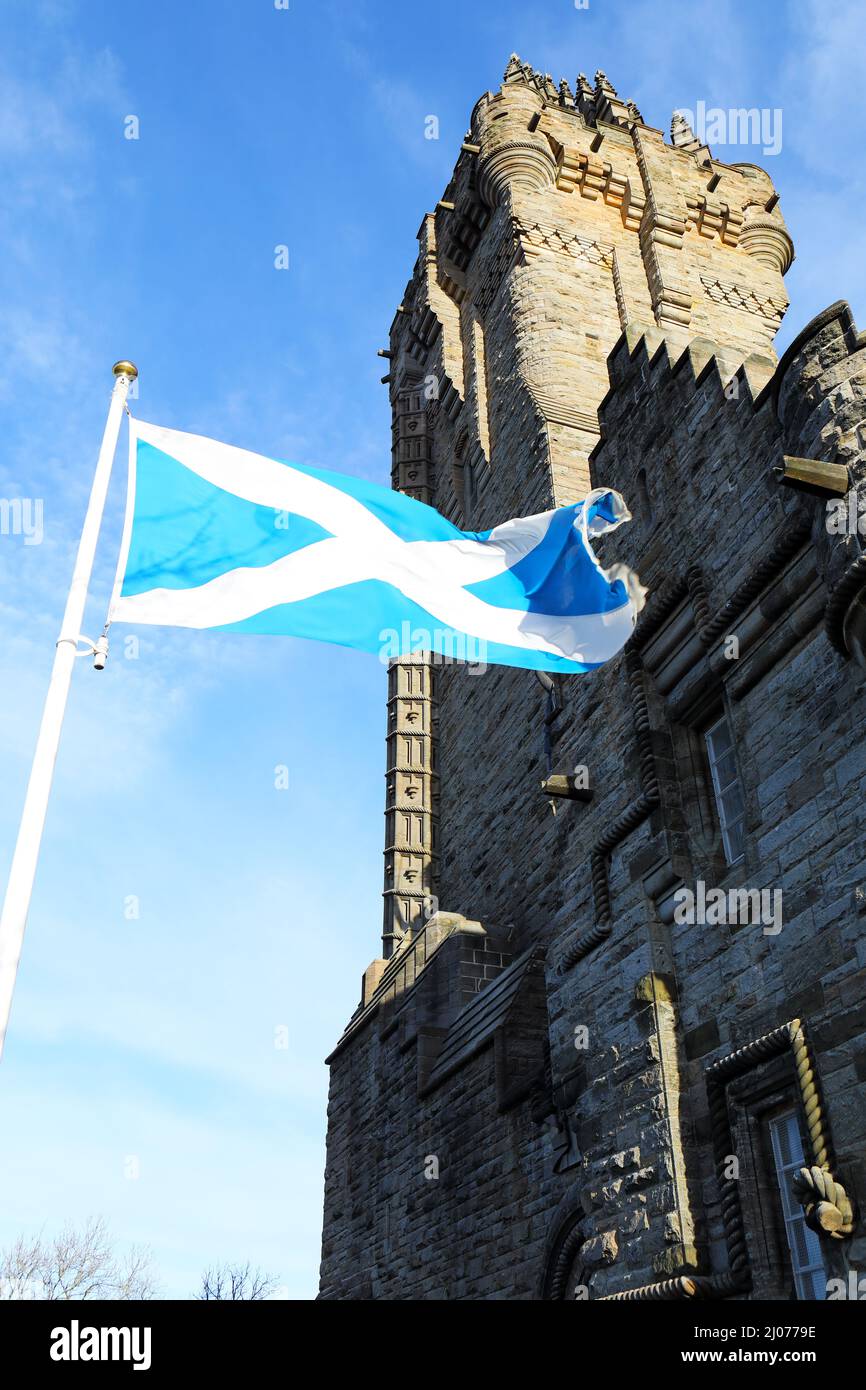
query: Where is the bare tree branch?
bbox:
[195,1262,277,1300]
[0,1218,158,1300]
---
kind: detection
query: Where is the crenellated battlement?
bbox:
[496,54,645,129]
[596,324,777,430]
[322,54,866,1308]
[389,53,794,535]
[380,54,800,963]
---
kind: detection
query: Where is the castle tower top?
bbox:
[388,55,795,518]
[500,54,644,127]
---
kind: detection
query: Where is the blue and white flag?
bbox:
[110,420,645,673]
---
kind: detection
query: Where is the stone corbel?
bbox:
[541,771,593,803]
[603,166,629,215]
[720,202,744,248]
[773,455,849,494]
[539,135,580,196]
[686,195,744,247]
[639,208,692,330]
[643,207,687,249]
[547,139,639,219]
[579,152,607,200]
[621,178,645,232]
[546,146,604,201]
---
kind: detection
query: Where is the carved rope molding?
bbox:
[599,1274,715,1302]
[825,551,866,657]
[706,1019,854,1270]
[546,1220,585,1301]
[598,1017,853,1302]
[557,516,813,976]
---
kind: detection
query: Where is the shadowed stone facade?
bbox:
[318,57,866,1301]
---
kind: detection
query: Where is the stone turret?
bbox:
[377,54,795,962]
[774,302,866,664]
[394,52,793,510]
[321,55,866,1307]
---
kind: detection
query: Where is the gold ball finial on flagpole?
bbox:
[112,360,138,379]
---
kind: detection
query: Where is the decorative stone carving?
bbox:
[320,54,864,1307]
[476,140,557,208]
[738,210,794,273]
[700,274,787,324]
[792,1166,855,1239]
[671,111,702,152]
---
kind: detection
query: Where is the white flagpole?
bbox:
[0,360,138,1060]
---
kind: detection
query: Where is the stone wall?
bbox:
[318,56,866,1301]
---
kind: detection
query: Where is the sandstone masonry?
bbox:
[318,57,866,1302]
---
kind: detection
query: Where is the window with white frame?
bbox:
[704,714,745,864]
[769,1110,827,1300]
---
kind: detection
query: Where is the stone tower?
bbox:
[319,57,866,1301]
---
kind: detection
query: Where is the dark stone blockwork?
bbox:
[318,57,866,1301]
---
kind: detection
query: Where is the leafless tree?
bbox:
[0,1217,157,1300]
[196,1262,278,1300]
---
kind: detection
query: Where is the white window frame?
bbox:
[704,714,745,865]
[769,1109,827,1300]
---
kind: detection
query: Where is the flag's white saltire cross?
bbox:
[110,419,646,672]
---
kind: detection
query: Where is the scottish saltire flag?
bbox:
[110,419,645,673]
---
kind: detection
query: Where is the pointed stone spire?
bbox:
[575,72,597,125]
[591,70,641,127]
[594,70,618,98]
[671,110,713,163]
[671,110,701,151]
[500,52,522,82]
[503,53,527,83]
[497,57,641,127]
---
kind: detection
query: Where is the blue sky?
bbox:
[0,0,863,1300]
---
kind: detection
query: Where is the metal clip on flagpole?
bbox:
[0,360,137,1061]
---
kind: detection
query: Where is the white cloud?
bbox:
[0,43,125,160]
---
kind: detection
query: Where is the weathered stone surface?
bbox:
[318,54,866,1302]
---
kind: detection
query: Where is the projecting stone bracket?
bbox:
[773,454,850,495]
[541,770,593,802]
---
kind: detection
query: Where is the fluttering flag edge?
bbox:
[109,417,647,673]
